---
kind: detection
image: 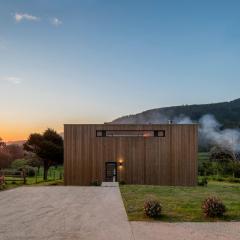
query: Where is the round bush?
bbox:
[202,196,226,217]
[144,200,162,218]
[198,177,208,186]
[90,180,101,186]
[11,158,29,169]
[25,166,36,177]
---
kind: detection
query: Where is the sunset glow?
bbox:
[1,1,240,141]
[0,122,61,141]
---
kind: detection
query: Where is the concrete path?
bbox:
[0,186,134,240]
[131,221,240,240]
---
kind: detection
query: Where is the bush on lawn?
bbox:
[198,177,208,186]
[0,184,6,191]
[202,196,226,217]
[90,180,101,186]
[25,166,36,177]
[227,177,240,183]
[144,200,162,218]
[215,176,225,182]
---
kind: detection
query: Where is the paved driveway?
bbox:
[0,187,134,240]
[131,221,240,240]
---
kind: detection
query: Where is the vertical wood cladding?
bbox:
[64,124,198,186]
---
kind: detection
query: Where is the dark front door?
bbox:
[105,162,117,182]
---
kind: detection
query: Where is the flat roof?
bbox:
[64,123,199,126]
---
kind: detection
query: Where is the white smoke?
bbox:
[199,114,240,153]
[173,115,193,124]
[112,112,240,154]
[113,112,169,124]
[172,114,240,154]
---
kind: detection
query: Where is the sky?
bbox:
[0,0,240,141]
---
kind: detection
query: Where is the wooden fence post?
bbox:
[23,170,26,184]
[35,169,38,184]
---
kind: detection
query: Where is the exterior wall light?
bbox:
[118,160,123,170]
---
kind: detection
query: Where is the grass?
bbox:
[198,152,210,161]
[1,178,64,192]
[0,166,64,191]
[120,181,240,222]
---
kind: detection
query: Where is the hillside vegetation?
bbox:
[112,98,240,128]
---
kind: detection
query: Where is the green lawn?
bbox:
[120,181,240,222]
[1,177,64,191]
[0,166,64,191]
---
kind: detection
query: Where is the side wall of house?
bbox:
[171,125,198,186]
[64,124,198,186]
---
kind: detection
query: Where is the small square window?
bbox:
[96,130,103,137]
[157,130,165,137]
[96,130,106,137]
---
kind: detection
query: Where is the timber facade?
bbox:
[64,124,198,186]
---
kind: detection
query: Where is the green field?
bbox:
[0,166,64,191]
[120,181,240,222]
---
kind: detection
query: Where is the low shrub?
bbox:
[0,184,6,191]
[198,177,208,186]
[202,196,226,217]
[11,159,29,169]
[144,200,162,218]
[215,176,225,182]
[25,166,36,177]
[90,180,101,186]
[227,177,240,183]
[119,180,126,185]
[209,176,226,182]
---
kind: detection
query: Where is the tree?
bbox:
[11,158,29,169]
[0,137,11,169]
[27,157,42,173]
[6,144,24,160]
[209,146,233,163]
[0,137,6,149]
[0,151,11,169]
[24,129,63,180]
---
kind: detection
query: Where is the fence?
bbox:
[0,166,64,185]
[33,167,63,183]
[0,170,26,184]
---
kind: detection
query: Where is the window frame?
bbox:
[96,130,165,138]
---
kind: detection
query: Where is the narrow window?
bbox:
[96,130,165,137]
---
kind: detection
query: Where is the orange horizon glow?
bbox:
[0,117,106,142]
[0,124,63,142]
[0,130,64,142]
[0,106,113,141]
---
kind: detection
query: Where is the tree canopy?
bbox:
[24,129,63,180]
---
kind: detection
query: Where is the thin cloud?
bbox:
[50,17,62,26]
[4,77,22,84]
[14,13,40,22]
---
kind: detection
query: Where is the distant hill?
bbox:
[112,98,240,128]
